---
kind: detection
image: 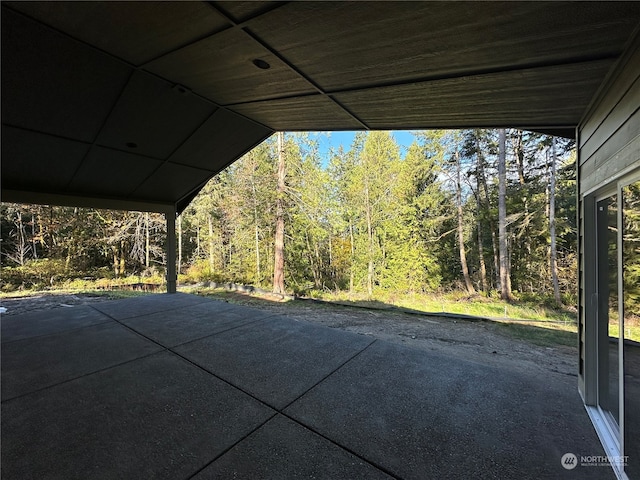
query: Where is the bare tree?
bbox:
[2,209,32,266]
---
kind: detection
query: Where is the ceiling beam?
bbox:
[1,190,176,214]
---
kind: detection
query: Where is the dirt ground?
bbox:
[0,291,578,379]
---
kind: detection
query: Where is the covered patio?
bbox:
[2,293,611,479]
[2,1,640,478]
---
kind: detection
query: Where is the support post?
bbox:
[165,209,177,294]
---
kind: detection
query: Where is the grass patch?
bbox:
[494,322,577,348]
[188,285,582,348]
[1,279,590,348]
[609,322,640,343]
[314,290,576,324]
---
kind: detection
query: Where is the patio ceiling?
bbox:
[2,1,639,213]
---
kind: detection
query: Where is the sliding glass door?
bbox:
[597,193,620,433]
[595,174,639,478]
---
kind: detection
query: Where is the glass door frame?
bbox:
[589,169,640,479]
[595,189,622,451]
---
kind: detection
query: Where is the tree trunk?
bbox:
[455,149,475,294]
[208,215,214,269]
[15,211,28,266]
[349,219,355,293]
[196,225,200,259]
[31,208,38,259]
[515,130,531,290]
[112,245,119,278]
[38,209,46,252]
[474,132,499,289]
[177,214,182,275]
[119,240,126,277]
[254,222,261,285]
[498,129,512,300]
[305,230,318,288]
[314,238,322,288]
[273,131,286,294]
[476,195,488,292]
[364,176,374,298]
[252,183,261,285]
[515,130,525,185]
[549,137,562,305]
[145,212,150,268]
[328,234,333,279]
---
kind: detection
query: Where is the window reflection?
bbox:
[623,180,640,478]
[598,194,619,426]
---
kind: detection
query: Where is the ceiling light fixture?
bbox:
[172,84,190,95]
[252,59,270,70]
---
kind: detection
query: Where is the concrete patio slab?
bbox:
[194,414,393,479]
[120,300,275,347]
[175,315,375,409]
[285,340,614,480]
[91,292,210,320]
[1,293,614,479]
[1,351,275,480]
[1,322,163,401]
[1,304,112,342]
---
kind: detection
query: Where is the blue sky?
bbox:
[312,130,418,158]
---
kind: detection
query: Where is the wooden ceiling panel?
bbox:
[2,1,639,211]
[132,164,214,203]
[146,28,314,106]
[1,127,90,193]
[95,71,216,160]
[213,2,283,23]
[169,110,271,171]
[335,62,612,130]
[1,9,132,143]
[68,147,164,198]
[248,2,640,91]
[5,1,230,66]
[230,96,364,131]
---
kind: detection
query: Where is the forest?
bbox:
[1,129,579,306]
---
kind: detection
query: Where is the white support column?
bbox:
[165,209,177,294]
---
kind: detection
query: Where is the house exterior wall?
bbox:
[577,29,639,480]
[578,31,640,402]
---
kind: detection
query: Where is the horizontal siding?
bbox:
[580,74,640,163]
[580,43,640,150]
[579,36,640,195]
[581,131,640,193]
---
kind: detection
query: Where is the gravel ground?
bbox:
[232,297,578,379]
[0,292,126,316]
[0,291,578,379]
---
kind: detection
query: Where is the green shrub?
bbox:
[1,258,69,290]
[182,260,225,284]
